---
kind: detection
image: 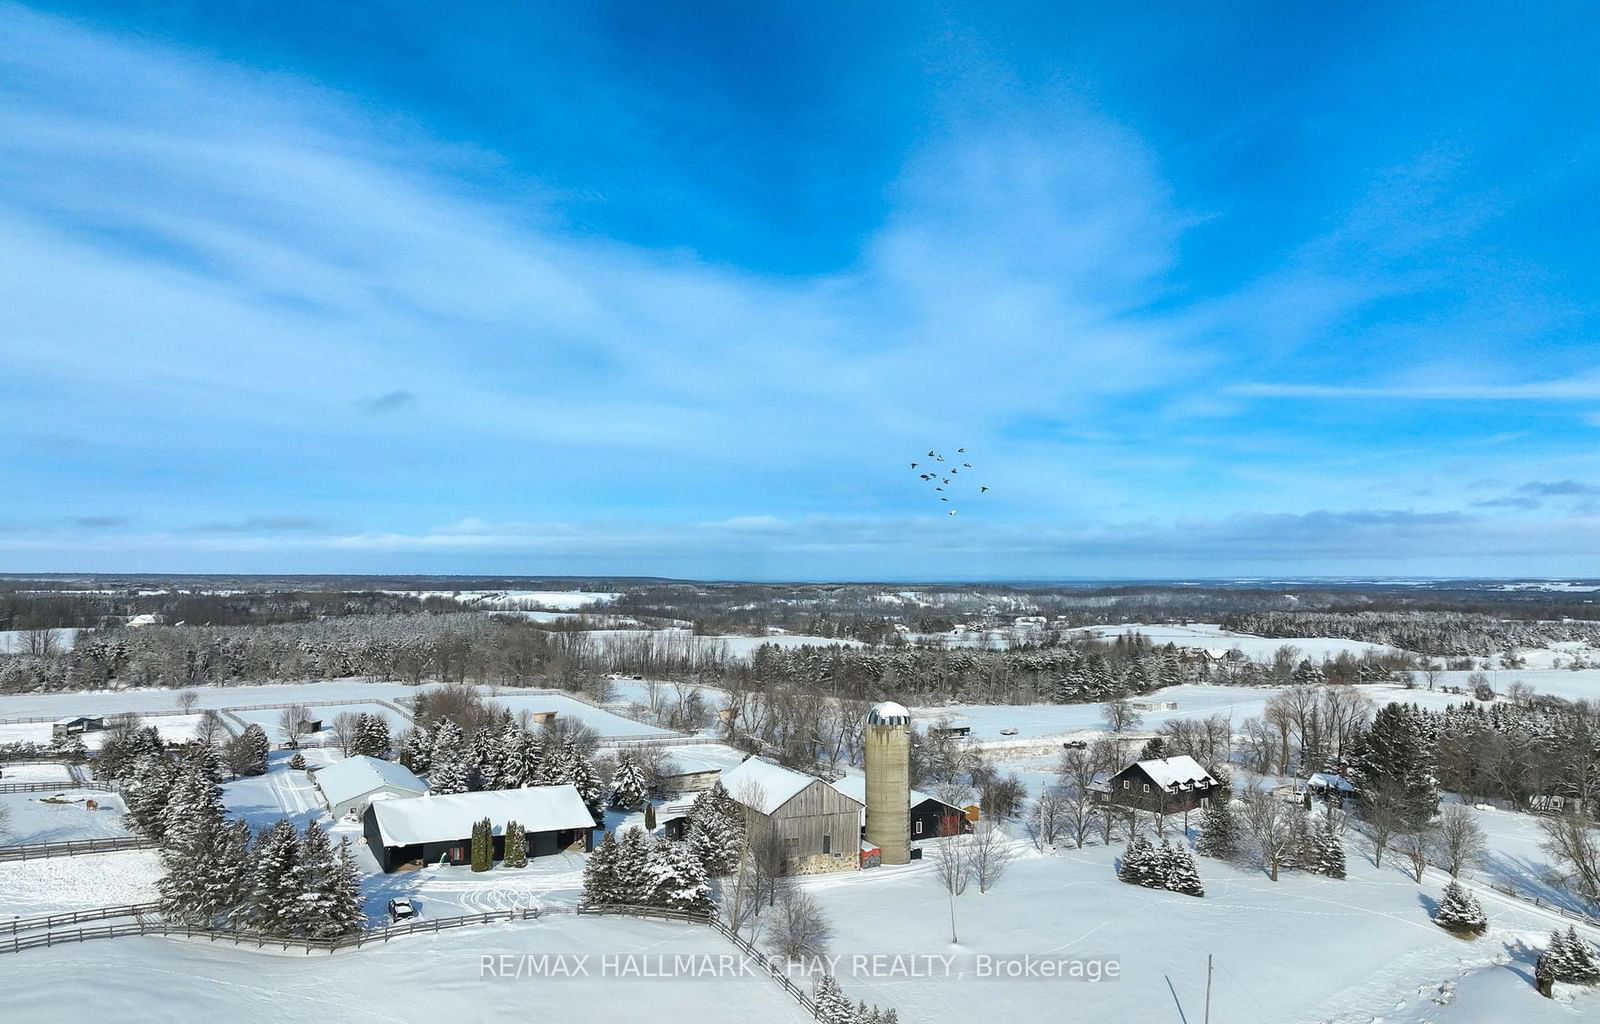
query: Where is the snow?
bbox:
[828,772,934,809]
[719,757,838,815]
[0,762,74,784]
[0,627,81,653]
[867,701,911,725]
[0,849,161,917]
[310,756,426,811]
[1066,621,1408,659]
[1131,754,1215,791]
[382,589,618,609]
[3,915,816,1024]
[482,691,672,738]
[368,785,594,847]
[0,790,131,845]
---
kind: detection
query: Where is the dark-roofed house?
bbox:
[51,716,106,739]
[827,774,972,844]
[721,757,862,875]
[363,785,595,872]
[1095,755,1219,815]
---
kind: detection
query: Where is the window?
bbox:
[823,833,831,854]
[1142,784,1150,793]
[914,820,923,836]
[1122,780,1130,790]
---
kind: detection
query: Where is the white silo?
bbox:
[865,700,912,865]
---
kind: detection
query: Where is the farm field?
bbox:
[2,915,816,1024]
[0,789,131,846]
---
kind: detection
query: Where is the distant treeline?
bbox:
[0,589,447,630]
[1222,610,1600,659]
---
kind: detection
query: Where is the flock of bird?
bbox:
[910,447,988,516]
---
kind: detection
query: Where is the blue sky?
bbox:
[2,2,1598,579]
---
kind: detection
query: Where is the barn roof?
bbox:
[827,773,935,809]
[722,757,854,815]
[1130,755,1217,792]
[368,784,593,847]
[313,755,426,808]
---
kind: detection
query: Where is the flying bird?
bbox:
[963,463,972,468]
[948,509,957,516]
[981,486,989,493]
[927,450,936,457]
[940,497,948,502]
[910,462,918,468]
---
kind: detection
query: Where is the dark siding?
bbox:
[910,798,971,839]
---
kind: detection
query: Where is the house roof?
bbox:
[367,785,593,847]
[661,755,726,777]
[1307,772,1357,792]
[1129,755,1217,792]
[313,755,426,808]
[827,773,936,809]
[721,757,855,815]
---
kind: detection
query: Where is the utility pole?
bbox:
[1204,953,1213,1024]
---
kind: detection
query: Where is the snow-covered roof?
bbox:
[1088,770,1111,793]
[721,757,851,815]
[827,773,934,808]
[867,701,912,726]
[1132,755,1217,792]
[1307,772,1357,792]
[368,785,593,847]
[313,756,426,808]
[661,755,725,776]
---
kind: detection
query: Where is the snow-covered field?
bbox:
[0,681,427,722]
[798,837,1599,1024]
[1066,621,1408,660]
[229,702,411,746]
[480,692,672,738]
[0,627,81,654]
[0,790,131,845]
[0,714,202,750]
[384,589,618,609]
[1434,668,1600,704]
[0,848,161,917]
[3,915,815,1024]
[0,762,75,784]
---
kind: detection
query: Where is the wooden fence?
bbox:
[3,901,161,936]
[0,780,113,795]
[1490,883,1600,928]
[0,835,154,862]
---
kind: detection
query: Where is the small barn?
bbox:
[657,755,723,795]
[721,757,862,875]
[363,785,595,872]
[656,799,696,841]
[1097,755,1219,814]
[827,774,972,842]
[312,755,427,819]
[51,716,106,739]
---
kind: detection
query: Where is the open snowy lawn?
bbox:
[222,754,333,831]
[4,914,814,1024]
[0,790,130,845]
[229,701,410,746]
[0,680,427,722]
[481,692,671,738]
[0,762,75,784]
[1432,668,1600,704]
[794,840,1600,1024]
[0,849,161,917]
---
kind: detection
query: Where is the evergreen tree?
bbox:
[611,754,648,810]
[123,751,178,841]
[1350,703,1439,824]
[565,742,606,825]
[1316,819,1347,879]
[1283,811,1312,873]
[161,744,226,853]
[1536,949,1557,997]
[470,816,493,872]
[1194,799,1238,860]
[295,820,338,935]
[399,723,433,773]
[1432,881,1486,935]
[613,826,652,905]
[159,815,251,926]
[1119,836,1153,886]
[231,724,269,777]
[247,821,302,935]
[1163,843,1205,897]
[582,831,620,907]
[313,839,366,937]
[289,751,308,771]
[812,976,854,1024]
[494,725,535,789]
[429,720,472,795]
[645,838,712,914]
[1549,926,1600,983]
[504,820,528,868]
[350,714,391,759]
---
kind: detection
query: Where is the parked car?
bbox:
[388,898,417,922]
[1062,739,1088,750]
[999,727,1018,736]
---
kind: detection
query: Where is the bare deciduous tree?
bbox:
[1434,805,1486,878]
[1361,782,1410,868]
[330,711,361,755]
[766,885,834,961]
[1027,787,1067,851]
[1241,783,1295,882]
[1397,818,1435,883]
[930,813,973,942]
[175,689,200,714]
[969,820,1014,893]
[278,703,312,744]
[1539,811,1600,907]
[1103,698,1141,734]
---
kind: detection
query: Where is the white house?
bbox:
[312,755,427,819]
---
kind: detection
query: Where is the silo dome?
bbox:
[867,701,911,726]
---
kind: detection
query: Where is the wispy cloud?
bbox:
[359,390,419,415]
[1232,373,1600,401]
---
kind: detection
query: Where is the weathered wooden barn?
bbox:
[722,757,862,875]
[363,785,595,872]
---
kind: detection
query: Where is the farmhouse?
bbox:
[1095,755,1219,814]
[51,715,106,739]
[721,757,862,875]
[827,774,972,842]
[363,785,595,872]
[657,755,723,795]
[312,755,427,819]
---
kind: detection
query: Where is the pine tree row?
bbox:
[1117,837,1205,897]
[812,974,898,1024]
[581,827,713,915]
